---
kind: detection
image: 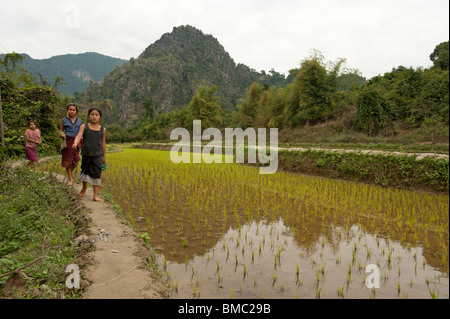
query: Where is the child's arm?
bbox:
[25,131,32,143]
[102,127,107,163]
[72,124,85,149]
[59,121,66,139]
[36,130,41,145]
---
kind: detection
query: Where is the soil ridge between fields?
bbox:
[8,158,169,299]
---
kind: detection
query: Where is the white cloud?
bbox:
[0,0,448,78]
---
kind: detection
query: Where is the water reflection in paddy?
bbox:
[157,220,448,299]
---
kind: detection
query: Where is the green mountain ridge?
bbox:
[79,25,288,127]
[8,52,127,96]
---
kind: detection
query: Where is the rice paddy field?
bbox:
[40,146,449,299]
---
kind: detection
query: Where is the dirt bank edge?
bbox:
[7,158,169,299]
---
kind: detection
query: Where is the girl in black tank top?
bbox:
[72,108,107,202]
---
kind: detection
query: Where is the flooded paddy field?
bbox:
[40,147,449,299]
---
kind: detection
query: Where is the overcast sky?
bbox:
[1,0,448,79]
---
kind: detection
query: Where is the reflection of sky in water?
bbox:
[38,149,449,299]
[158,221,449,299]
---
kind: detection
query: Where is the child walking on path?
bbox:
[60,103,83,186]
[72,108,106,202]
[24,120,41,168]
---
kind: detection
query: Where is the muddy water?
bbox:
[155,221,448,299]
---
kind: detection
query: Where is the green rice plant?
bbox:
[315,286,322,299]
[429,288,439,299]
[163,255,168,270]
[337,286,345,298]
[272,274,277,285]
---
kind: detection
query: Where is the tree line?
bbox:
[0,41,448,162]
[107,42,448,143]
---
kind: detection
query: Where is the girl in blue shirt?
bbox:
[60,103,83,186]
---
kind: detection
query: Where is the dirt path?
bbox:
[8,159,169,299]
[273,146,449,161]
[65,175,168,299]
[147,142,449,161]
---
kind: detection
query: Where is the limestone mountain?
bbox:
[79,25,287,127]
[9,52,127,96]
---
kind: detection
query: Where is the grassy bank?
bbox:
[274,150,449,193]
[0,167,90,298]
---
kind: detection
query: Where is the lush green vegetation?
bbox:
[275,150,448,192]
[0,167,87,298]
[0,52,127,96]
[0,33,448,299]
[101,39,448,148]
[0,53,68,160]
[3,29,447,154]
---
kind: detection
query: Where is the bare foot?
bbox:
[93,197,104,202]
[78,191,86,198]
[67,180,73,186]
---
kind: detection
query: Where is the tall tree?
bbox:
[357,87,391,136]
[296,56,332,125]
[238,82,261,128]
[143,97,154,122]
[430,41,449,70]
[186,86,222,129]
[0,53,25,145]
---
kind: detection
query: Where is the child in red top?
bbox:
[24,120,41,168]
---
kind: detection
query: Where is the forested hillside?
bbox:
[1,27,448,152]
[78,25,287,127]
[102,39,448,145]
[1,52,127,96]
